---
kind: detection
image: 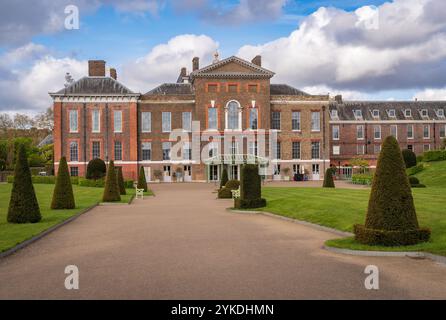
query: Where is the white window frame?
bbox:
[407,124,414,139]
[356,125,364,140]
[182,112,192,132]
[141,112,151,133]
[388,109,396,118]
[357,144,365,155]
[354,109,362,120]
[69,110,78,133]
[330,109,338,120]
[421,109,429,118]
[332,145,340,156]
[248,141,258,156]
[374,125,381,140]
[292,111,301,131]
[162,112,171,133]
[141,142,151,161]
[437,109,445,118]
[372,109,380,119]
[423,124,430,139]
[207,107,218,131]
[92,109,100,133]
[332,125,340,140]
[440,124,446,138]
[225,100,242,130]
[292,141,301,159]
[404,109,412,118]
[114,110,122,133]
[391,125,398,139]
[311,112,320,132]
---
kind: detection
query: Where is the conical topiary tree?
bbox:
[220,167,228,189]
[7,145,41,223]
[322,168,335,188]
[137,166,147,192]
[116,166,126,195]
[51,156,75,209]
[354,136,430,246]
[402,149,416,169]
[234,164,266,209]
[102,160,121,202]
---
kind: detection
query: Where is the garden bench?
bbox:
[231,187,240,199]
[135,187,144,199]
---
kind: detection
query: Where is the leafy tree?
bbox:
[116,167,126,195]
[102,161,121,202]
[137,166,147,192]
[354,136,430,246]
[220,167,228,189]
[323,168,335,188]
[402,149,417,168]
[86,158,106,180]
[7,145,41,223]
[51,157,75,209]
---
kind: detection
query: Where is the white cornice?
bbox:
[52,96,139,103]
[139,100,196,104]
[330,120,446,124]
[271,100,329,105]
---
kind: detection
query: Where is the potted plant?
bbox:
[153,169,163,183]
[282,167,291,181]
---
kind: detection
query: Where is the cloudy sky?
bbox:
[1,0,446,113]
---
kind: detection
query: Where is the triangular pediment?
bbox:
[191,56,274,79]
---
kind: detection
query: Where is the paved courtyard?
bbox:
[0,183,444,299]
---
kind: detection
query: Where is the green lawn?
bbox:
[413,160,446,188]
[260,186,446,256]
[0,183,149,253]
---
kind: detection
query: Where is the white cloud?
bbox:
[414,88,446,101]
[237,0,446,92]
[121,34,219,92]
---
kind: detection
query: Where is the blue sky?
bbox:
[1,0,446,112]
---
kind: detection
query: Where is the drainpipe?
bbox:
[322,105,326,175]
[105,104,109,161]
[83,103,87,175]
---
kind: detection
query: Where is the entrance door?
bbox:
[163,165,171,183]
[184,165,192,182]
[209,165,218,181]
[312,164,320,180]
[144,167,151,182]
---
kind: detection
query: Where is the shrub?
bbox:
[423,150,446,162]
[78,177,105,187]
[402,149,417,168]
[218,179,240,199]
[323,168,335,188]
[0,159,6,171]
[407,163,424,176]
[124,180,134,188]
[51,157,75,209]
[408,176,419,185]
[116,167,126,195]
[354,136,430,246]
[234,164,266,209]
[137,166,147,192]
[220,168,229,189]
[7,175,78,185]
[86,158,106,180]
[7,145,41,223]
[102,160,121,202]
[28,153,45,167]
[351,174,373,185]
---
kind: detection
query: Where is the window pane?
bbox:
[332,126,339,140]
[357,125,364,139]
[92,141,100,159]
[182,112,191,131]
[292,112,300,130]
[407,125,414,138]
[271,112,280,130]
[292,142,300,159]
[227,101,239,129]
[142,142,151,161]
[70,142,78,161]
[70,167,79,177]
[311,112,320,131]
[162,142,171,160]
[311,142,320,159]
[69,110,78,132]
[249,108,258,129]
[114,141,122,160]
[424,125,430,138]
[92,109,100,133]
[141,112,151,132]
[114,111,122,132]
[276,142,281,159]
[208,108,217,130]
[162,112,171,132]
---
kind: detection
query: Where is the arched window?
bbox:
[226,100,241,130]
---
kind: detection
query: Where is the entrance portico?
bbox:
[204,154,269,182]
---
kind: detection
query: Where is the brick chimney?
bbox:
[192,57,199,71]
[110,68,117,80]
[335,95,343,104]
[251,55,261,67]
[88,60,106,77]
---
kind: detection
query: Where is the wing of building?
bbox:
[50,56,446,182]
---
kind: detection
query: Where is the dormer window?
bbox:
[354,109,362,120]
[420,109,429,118]
[404,109,412,117]
[387,109,396,118]
[436,109,445,118]
[330,109,338,120]
[372,109,380,119]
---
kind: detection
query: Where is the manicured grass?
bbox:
[413,161,446,188]
[0,184,150,253]
[260,187,446,256]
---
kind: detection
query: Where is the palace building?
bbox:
[50,55,446,182]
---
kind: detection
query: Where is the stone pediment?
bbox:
[190,56,274,79]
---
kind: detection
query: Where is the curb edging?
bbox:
[0,203,99,260]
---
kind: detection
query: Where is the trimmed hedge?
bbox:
[137,166,147,192]
[351,174,373,185]
[116,167,126,195]
[422,150,446,162]
[86,158,106,180]
[218,179,240,199]
[7,175,79,185]
[102,160,121,202]
[406,163,424,176]
[79,177,105,187]
[408,176,419,185]
[323,168,335,188]
[51,157,75,209]
[402,149,417,168]
[7,145,41,223]
[220,168,229,189]
[234,164,266,209]
[354,136,430,246]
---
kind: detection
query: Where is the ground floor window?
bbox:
[70,166,79,177]
[184,165,191,176]
[209,165,218,181]
[293,164,300,174]
[142,142,151,161]
[230,165,238,180]
[92,141,100,159]
[163,165,171,176]
[114,141,122,161]
[273,164,281,175]
[407,144,413,151]
[312,164,320,175]
[424,144,430,151]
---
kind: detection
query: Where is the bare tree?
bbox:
[13,113,35,130]
[0,113,13,132]
[34,107,54,130]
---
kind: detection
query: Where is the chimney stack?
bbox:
[180,67,187,77]
[192,57,199,71]
[251,55,262,67]
[335,95,343,104]
[110,68,117,80]
[88,60,106,77]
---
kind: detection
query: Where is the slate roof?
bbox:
[330,101,446,121]
[51,77,136,96]
[145,83,194,95]
[37,134,53,148]
[270,84,310,96]
[190,56,274,79]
